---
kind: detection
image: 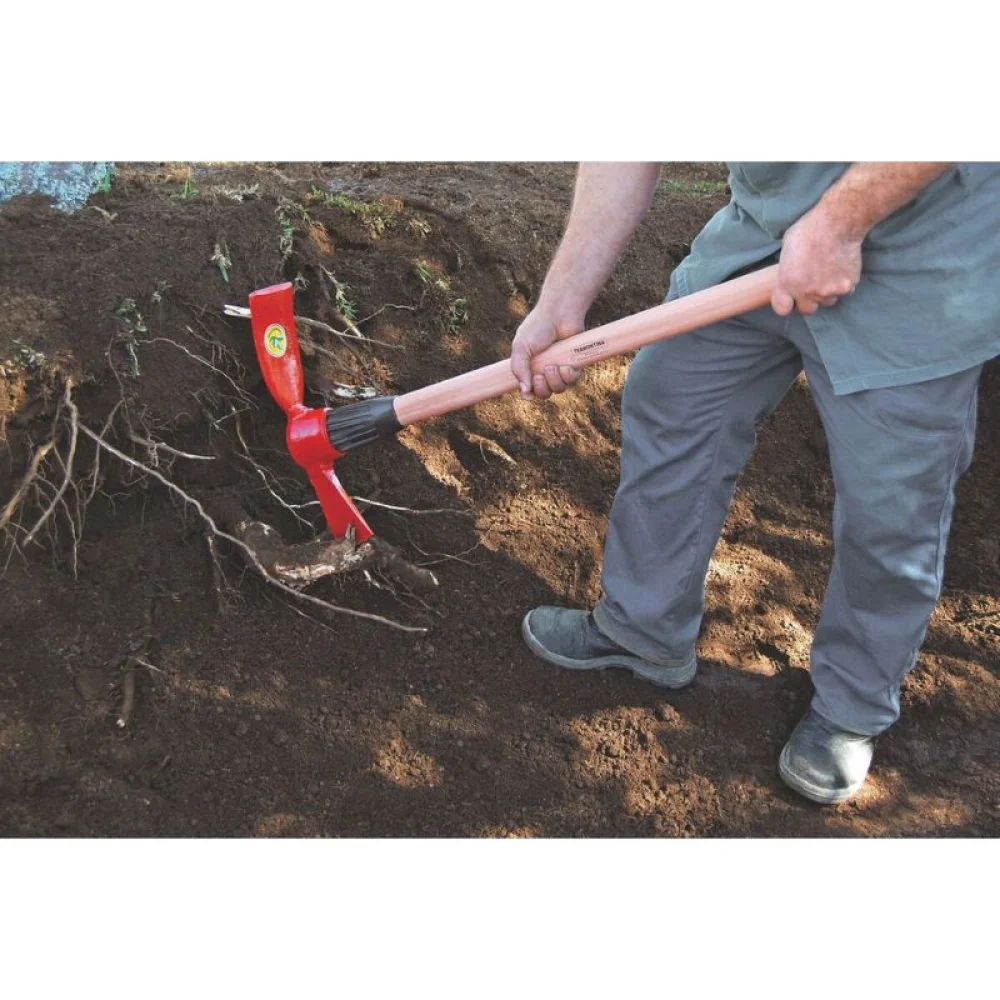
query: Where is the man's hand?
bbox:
[511,306,583,400]
[509,162,662,400]
[772,162,953,317]
[772,209,862,316]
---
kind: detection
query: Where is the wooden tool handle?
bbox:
[395,264,778,427]
[393,264,778,427]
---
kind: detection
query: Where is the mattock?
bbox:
[247,266,779,544]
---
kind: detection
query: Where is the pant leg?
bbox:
[594,308,801,664]
[788,317,982,735]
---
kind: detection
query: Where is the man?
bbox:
[511,163,1000,805]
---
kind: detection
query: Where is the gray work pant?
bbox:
[593,306,981,736]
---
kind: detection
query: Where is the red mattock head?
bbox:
[247,283,375,544]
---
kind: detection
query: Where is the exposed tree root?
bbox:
[75,421,428,633]
[24,379,79,546]
[234,520,439,596]
[0,439,54,534]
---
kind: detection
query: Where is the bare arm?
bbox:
[773,162,954,315]
[535,163,662,322]
[511,163,661,399]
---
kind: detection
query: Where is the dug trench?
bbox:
[0,163,997,837]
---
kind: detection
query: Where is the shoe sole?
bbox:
[777,744,865,805]
[521,612,697,690]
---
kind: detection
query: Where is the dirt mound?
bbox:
[1,163,997,837]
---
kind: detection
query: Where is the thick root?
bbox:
[233,520,439,596]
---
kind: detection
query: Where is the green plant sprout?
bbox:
[211,240,232,283]
[307,186,396,238]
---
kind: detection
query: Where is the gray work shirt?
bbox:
[668,162,1000,394]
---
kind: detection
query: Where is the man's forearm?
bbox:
[537,163,661,322]
[812,162,954,242]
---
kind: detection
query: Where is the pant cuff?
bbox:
[592,602,696,668]
[809,689,898,738]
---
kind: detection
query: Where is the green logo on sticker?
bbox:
[264,323,288,358]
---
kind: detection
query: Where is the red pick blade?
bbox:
[309,465,374,545]
[248,282,304,414]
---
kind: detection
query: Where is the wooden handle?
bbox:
[393,264,778,427]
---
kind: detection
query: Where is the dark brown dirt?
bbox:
[1,162,997,838]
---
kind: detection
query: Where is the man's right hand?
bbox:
[508,162,662,401]
[510,306,584,400]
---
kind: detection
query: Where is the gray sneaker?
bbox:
[778,708,876,805]
[521,606,697,690]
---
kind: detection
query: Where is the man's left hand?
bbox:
[772,208,862,316]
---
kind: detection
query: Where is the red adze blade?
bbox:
[248,282,304,414]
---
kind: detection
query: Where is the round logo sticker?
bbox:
[264,323,288,359]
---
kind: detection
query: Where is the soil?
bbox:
[1,162,997,838]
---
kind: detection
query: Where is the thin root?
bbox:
[24,380,79,546]
[128,432,216,463]
[353,496,473,518]
[223,305,402,350]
